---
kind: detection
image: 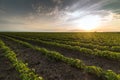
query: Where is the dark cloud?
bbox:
[0,0,119,17]
[0,19,25,25]
[0,0,34,16]
[0,0,119,31]
[31,0,120,19]
[101,0,120,9]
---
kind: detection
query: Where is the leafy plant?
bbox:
[2,35,120,80]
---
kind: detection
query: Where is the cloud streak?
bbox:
[0,0,120,32]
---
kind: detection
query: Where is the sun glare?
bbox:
[77,15,102,31]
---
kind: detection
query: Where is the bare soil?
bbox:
[8,36,120,74]
[0,50,20,80]
[0,36,103,80]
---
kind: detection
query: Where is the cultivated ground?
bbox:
[0,32,120,80]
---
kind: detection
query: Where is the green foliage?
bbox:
[2,35,120,80]
[9,34,120,61]
[0,40,44,80]
[111,46,120,52]
[64,58,85,69]
[103,70,120,80]
[84,66,103,77]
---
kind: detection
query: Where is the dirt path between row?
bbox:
[7,35,120,74]
[1,36,102,80]
[0,49,20,80]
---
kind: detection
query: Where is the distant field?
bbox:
[0,32,120,80]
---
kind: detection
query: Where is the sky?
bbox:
[0,0,120,32]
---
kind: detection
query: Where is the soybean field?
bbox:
[0,32,120,80]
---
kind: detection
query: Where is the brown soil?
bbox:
[7,36,120,74]
[0,50,20,80]
[1,36,103,80]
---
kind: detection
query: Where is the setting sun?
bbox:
[78,15,102,31]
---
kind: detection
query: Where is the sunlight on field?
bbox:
[0,32,120,80]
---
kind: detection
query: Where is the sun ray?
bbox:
[76,15,102,31]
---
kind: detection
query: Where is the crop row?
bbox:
[8,33,120,52]
[8,32,120,47]
[43,40,120,52]
[6,34,120,61]
[19,36,120,52]
[2,35,120,80]
[0,39,44,80]
[2,32,120,52]
[12,34,120,52]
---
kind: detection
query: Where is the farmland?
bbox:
[0,32,120,80]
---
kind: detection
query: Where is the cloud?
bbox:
[32,0,119,20]
[101,0,120,10]
[52,0,63,4]
[30,0,120,31]
[0,0,119,32]
[0,20,21,25]
[0,17,26,25]
[0,7,7,14]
